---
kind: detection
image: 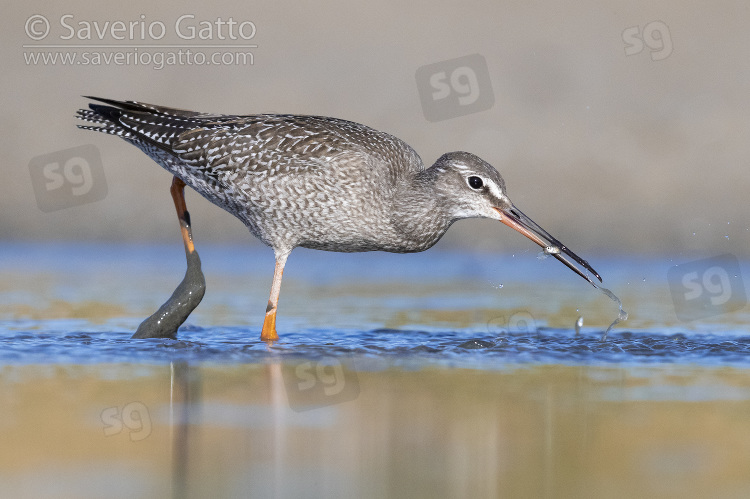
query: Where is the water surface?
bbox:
[1,243,749,498]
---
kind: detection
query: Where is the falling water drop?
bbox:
[598,288,628,341]
[585,281,628,341]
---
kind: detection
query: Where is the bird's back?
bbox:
[78,98,426,253]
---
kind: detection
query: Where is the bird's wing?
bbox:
[173,115,353,177]
[77,98,424,182]
[172,114,424,181]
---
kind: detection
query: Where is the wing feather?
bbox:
[77,97,425,183]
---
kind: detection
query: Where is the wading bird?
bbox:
[77,97,601,341]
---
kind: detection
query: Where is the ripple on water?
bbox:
[1,325,750,367]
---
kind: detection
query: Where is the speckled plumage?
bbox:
[77,97,602,340]
[77,98,506,258]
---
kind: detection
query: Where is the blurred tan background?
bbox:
[3,1,749,255]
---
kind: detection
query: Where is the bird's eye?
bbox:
[468,176,484,189]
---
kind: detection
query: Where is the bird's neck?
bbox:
[390,169,454,252]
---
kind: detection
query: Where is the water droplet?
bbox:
[575,316,583,335]
[496,284,504,289]
[725,235,730,240]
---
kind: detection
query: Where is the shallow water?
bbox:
[2,242,750,365]
[3,327,750,368]
[2,362,750,498]
[2,242,750,497]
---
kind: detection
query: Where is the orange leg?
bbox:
[170,177,195,255]
[261,253,288,342]
[132,176,205,339]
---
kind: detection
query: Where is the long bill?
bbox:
[494,205,602,287]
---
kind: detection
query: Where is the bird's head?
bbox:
[430,151,602,286]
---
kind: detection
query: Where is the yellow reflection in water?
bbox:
[0,363,749,498]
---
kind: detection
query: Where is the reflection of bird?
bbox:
[77,97,601,341]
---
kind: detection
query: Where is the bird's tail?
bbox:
[76,96,218,152]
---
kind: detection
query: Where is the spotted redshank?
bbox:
[77,97,601,341]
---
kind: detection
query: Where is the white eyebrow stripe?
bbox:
[487,180,503,199]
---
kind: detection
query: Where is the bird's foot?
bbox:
[261,307,279,342]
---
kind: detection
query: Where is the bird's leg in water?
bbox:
[260,253,288,342]
[132,177,206,339]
